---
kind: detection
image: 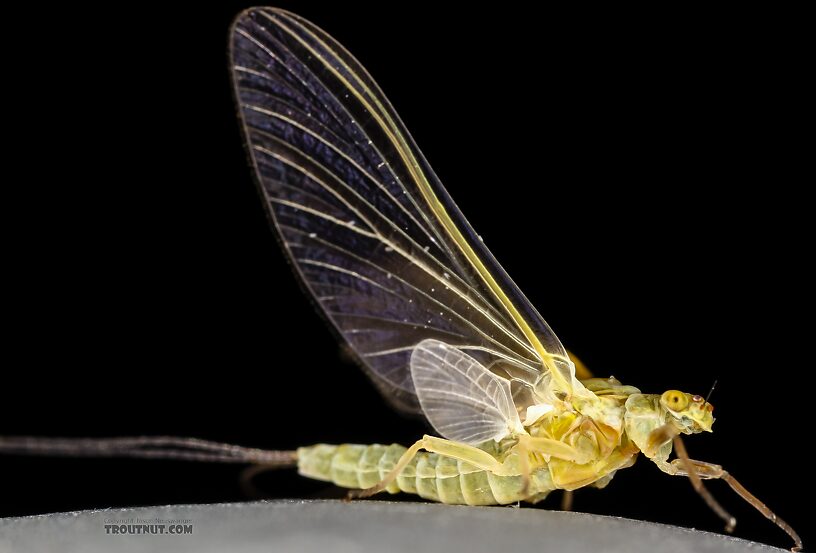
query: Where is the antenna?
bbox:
[705,379,719,404]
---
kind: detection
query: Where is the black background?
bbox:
[1,3,809,550]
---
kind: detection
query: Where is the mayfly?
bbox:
[0,8,800,551]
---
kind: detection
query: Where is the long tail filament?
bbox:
[0,435,298,466]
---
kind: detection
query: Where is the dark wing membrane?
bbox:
[230,8,578,413]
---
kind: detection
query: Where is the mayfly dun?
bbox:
[0,7,801,552]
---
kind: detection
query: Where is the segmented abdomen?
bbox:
[297,443,553,505]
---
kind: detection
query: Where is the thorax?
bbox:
[528,377,640,448]
[520,377,643,490]
[622,393,672,461]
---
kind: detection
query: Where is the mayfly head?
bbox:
[659,390,715,433]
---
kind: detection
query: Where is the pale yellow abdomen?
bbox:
[297,443,555,505]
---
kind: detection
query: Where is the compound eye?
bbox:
[661,390,688,411]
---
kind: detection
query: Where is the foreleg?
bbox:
[646,425,801,552]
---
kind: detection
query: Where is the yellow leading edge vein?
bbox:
[267,11,570,393]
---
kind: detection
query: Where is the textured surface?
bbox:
[0,499,783,553]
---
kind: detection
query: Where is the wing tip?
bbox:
[231,6,302,30]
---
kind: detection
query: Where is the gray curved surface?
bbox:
[0,499,783,553]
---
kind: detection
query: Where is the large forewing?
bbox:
[230,8,585,413]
